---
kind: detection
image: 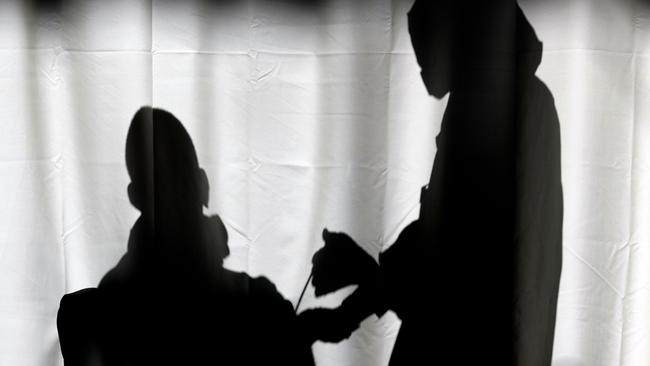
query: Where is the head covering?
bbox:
[407,0,542,83]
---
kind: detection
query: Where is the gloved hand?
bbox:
[311,229,378,297]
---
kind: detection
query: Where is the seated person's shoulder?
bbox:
[59,288,102,312]
[57,288,106,352]
[250,275,282,298]
[58,288,111,331]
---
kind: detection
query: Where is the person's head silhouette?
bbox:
[123,107,227,272]
[126,107,209,219]
[408,0,542,98]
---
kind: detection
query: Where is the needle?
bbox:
[294,271,313,314]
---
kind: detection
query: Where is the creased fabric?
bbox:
[0,0,649,365]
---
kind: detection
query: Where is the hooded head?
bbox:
[408,0,542,98]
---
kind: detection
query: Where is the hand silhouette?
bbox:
[311,229,377,297]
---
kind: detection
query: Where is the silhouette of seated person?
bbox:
[299,1,562,365]
[57,107,315,365]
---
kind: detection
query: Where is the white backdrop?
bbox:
[0,0,649,365]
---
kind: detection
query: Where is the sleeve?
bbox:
[251,277,315,366]
[377,219,421,318]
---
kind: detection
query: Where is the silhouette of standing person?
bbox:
[299,1,563,365]
[57,107,315,365]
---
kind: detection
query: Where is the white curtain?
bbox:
[0,0,648,365]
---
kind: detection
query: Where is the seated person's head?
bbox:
[125,108,232,268]
[126,107,209,220]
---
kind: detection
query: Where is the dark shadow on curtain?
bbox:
[54,0,563,365]
[57,108,315,365]
[198,0,326,10]
[299,1,563,365]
